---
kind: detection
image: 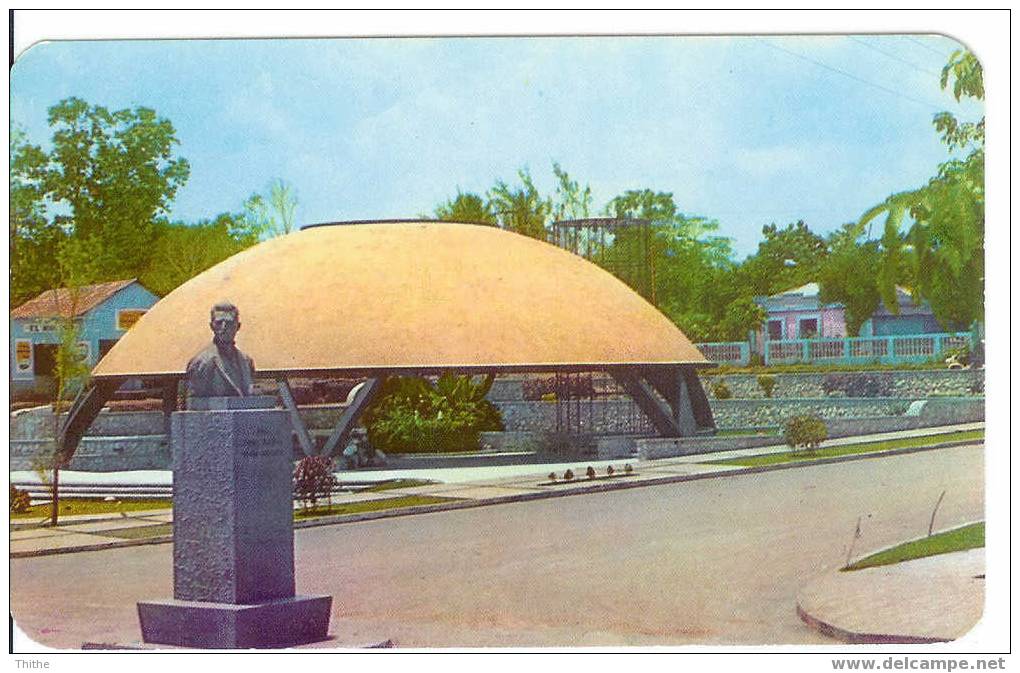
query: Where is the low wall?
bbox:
[10,403,348,440]
[700,369,984,399]
[637,403,985,461]
[11,435,170,472]
[710,398,909,428]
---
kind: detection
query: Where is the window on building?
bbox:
[799,318,819,339]
[767,320,783,340]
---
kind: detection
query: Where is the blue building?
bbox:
[858,286,944,337]
[11,279,158,396]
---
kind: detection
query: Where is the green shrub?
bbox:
[943,345,971,368]
[711,379,732,399]
[783,414,828,455]
[364,374,504,454]
[585,466,596,480]
[293,456,338,510]
[10,485,31,513]
[563,469,574,481]
[756,374,777,398]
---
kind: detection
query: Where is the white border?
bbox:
[5,8,1011,665]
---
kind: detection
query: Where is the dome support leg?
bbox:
[276,377,316,457]
[321,376,382,457]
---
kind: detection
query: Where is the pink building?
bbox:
[753,282,847,349]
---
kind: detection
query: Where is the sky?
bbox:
[10,32,983,258]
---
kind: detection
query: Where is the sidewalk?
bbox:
[10,422,983,558]
[797,547,984,643]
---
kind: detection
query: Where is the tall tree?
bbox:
[857,49,984,328]
[43,98,190,279]
[487,168,550,240]
[433,190,496,224]
[602,188,742,340]
[243,178,299,239]
[735,220,829,298]
[141,213,256,296]
[818,224,883,336]
[10,125,63,305]
[551,162,592,221]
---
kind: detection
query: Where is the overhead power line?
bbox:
[847,36,941,78]
[904,35,956,59]
[755,38,945,112]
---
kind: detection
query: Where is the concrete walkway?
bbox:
[10,423,981,558]
[797,547,984,643]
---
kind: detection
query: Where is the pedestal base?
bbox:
[138,595,332,649]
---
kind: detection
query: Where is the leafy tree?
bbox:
[433,190,496,224]
[43,98,190,279]
[602,188,740,339]
[735,220,828,298]
[243,178,299,239]
[715,296,767,342]
[551,162,592,221]
[10,126,63,305]
[487,168,550,240]
[141,213,256,296]
[856,49,984,328]
[819,225,883,336]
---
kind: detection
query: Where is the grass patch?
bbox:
[714,428,780,437]
[844,522,984,571]
[704,429,984,468]
[359,478,435,492]
[293,494,455,519]
[10,497,172,520]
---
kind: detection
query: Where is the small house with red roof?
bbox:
[11,279,158,395]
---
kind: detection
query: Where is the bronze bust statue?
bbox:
[186,302,255,398]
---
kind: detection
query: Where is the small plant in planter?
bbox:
[547,472,557,482]
[563,469,574,481]
[586,466,596,480]
[606,465,615,476]
[293,455,339,512]
[624,464,633,474]
[783,414,828,456]
[757,374,777,398]
[711,379,732,400]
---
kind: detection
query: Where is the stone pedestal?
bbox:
[138,397,332,648]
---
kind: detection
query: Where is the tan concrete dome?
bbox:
[92,221,707,378]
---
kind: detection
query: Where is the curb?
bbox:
[796,521,985,644]
[795,603,946,645]
[10,438,982,559]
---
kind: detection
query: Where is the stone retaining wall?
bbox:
[700,369,984,399]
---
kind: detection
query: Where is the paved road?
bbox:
[11,445,984,649]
